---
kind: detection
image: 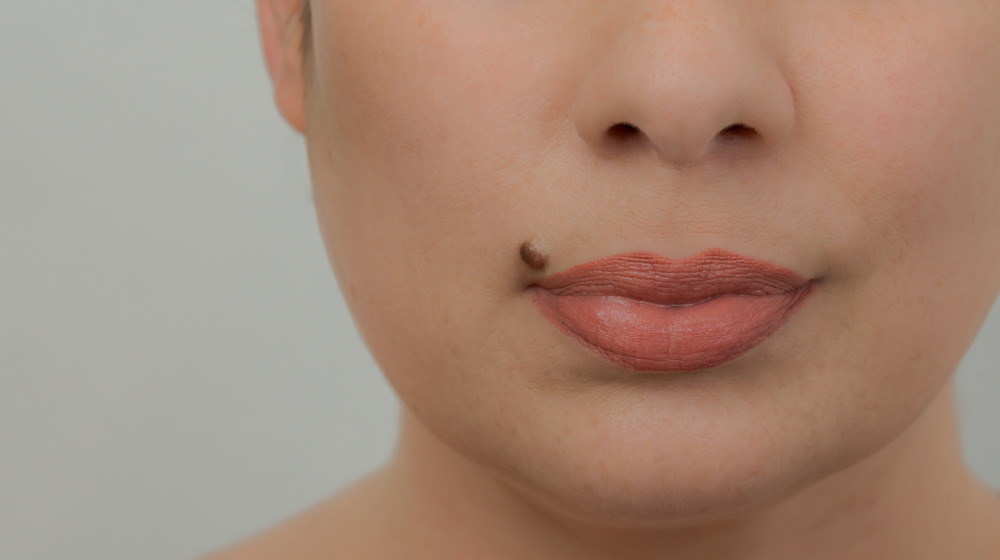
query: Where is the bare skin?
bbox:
[203,0,1000,558]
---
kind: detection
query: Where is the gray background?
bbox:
[0,3,996,559]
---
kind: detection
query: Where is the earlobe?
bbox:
[256,0,307,134]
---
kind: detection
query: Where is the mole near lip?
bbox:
[527,249,814,372]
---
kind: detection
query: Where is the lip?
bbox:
[528,249,814,372]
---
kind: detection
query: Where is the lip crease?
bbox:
[527,249,814,372]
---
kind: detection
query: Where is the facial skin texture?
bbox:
[244,1,1000,559]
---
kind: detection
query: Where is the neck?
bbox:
[380,380,1000,560]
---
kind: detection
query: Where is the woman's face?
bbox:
[286,1,1000,522]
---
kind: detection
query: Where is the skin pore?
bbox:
[217,0,1000,558]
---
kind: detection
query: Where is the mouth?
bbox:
[527,249,815,372]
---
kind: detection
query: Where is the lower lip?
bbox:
[529,285,813,372]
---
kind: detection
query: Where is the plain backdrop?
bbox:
[1,3,997,559]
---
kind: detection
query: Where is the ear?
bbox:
[257,0,307,134]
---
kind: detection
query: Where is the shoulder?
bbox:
[198,468,396,560]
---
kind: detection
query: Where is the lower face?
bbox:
[304,1,1000,522]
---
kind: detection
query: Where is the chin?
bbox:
[541,463,793,527]
[474,405,858,529]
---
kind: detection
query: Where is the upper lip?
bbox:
[529,249,810,304]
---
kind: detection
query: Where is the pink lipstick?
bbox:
[528,249,813,372]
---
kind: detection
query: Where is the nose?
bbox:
[572,3,795,168]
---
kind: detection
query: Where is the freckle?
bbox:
[520,241,548,271]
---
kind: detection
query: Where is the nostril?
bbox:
[719,123,757,140]
[607,122,641,142]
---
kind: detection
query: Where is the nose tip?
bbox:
[572,7,794,169]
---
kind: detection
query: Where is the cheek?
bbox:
[309,1,549,259]
[305,3,564,385]
[800,6,1000,256]
[788,6,1000,405]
